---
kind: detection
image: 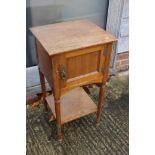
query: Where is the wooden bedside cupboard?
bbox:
[30,20,117,141]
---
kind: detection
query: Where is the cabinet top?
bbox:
[30,20,117,56]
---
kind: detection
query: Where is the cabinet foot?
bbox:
[95,122,100,128]
[49,113,55,122]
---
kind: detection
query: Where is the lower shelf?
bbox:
[46,87,97,124]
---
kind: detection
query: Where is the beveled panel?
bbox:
[66,51,100,79]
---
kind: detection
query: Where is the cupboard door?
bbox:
[58,45,107,93]
[52,44,113,93]
[67,51,100,79]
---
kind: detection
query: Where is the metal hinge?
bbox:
[59,64,67,81]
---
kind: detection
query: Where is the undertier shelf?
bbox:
[46,87,97,124]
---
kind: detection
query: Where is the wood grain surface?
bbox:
[30,20,117,56]
[46,87,97,124]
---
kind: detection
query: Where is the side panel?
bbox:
[36,40,53,88]
[103,43,113,83]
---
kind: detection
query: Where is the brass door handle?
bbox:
[59,64,67,81]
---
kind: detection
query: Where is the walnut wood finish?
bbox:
[30,20,117,141]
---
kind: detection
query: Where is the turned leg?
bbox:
[54,99,63,141]
[39,68,48,111]
[96,84,105,126]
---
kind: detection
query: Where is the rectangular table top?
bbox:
[30,20,117,56]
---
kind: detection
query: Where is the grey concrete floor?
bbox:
[26,75,129,155]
